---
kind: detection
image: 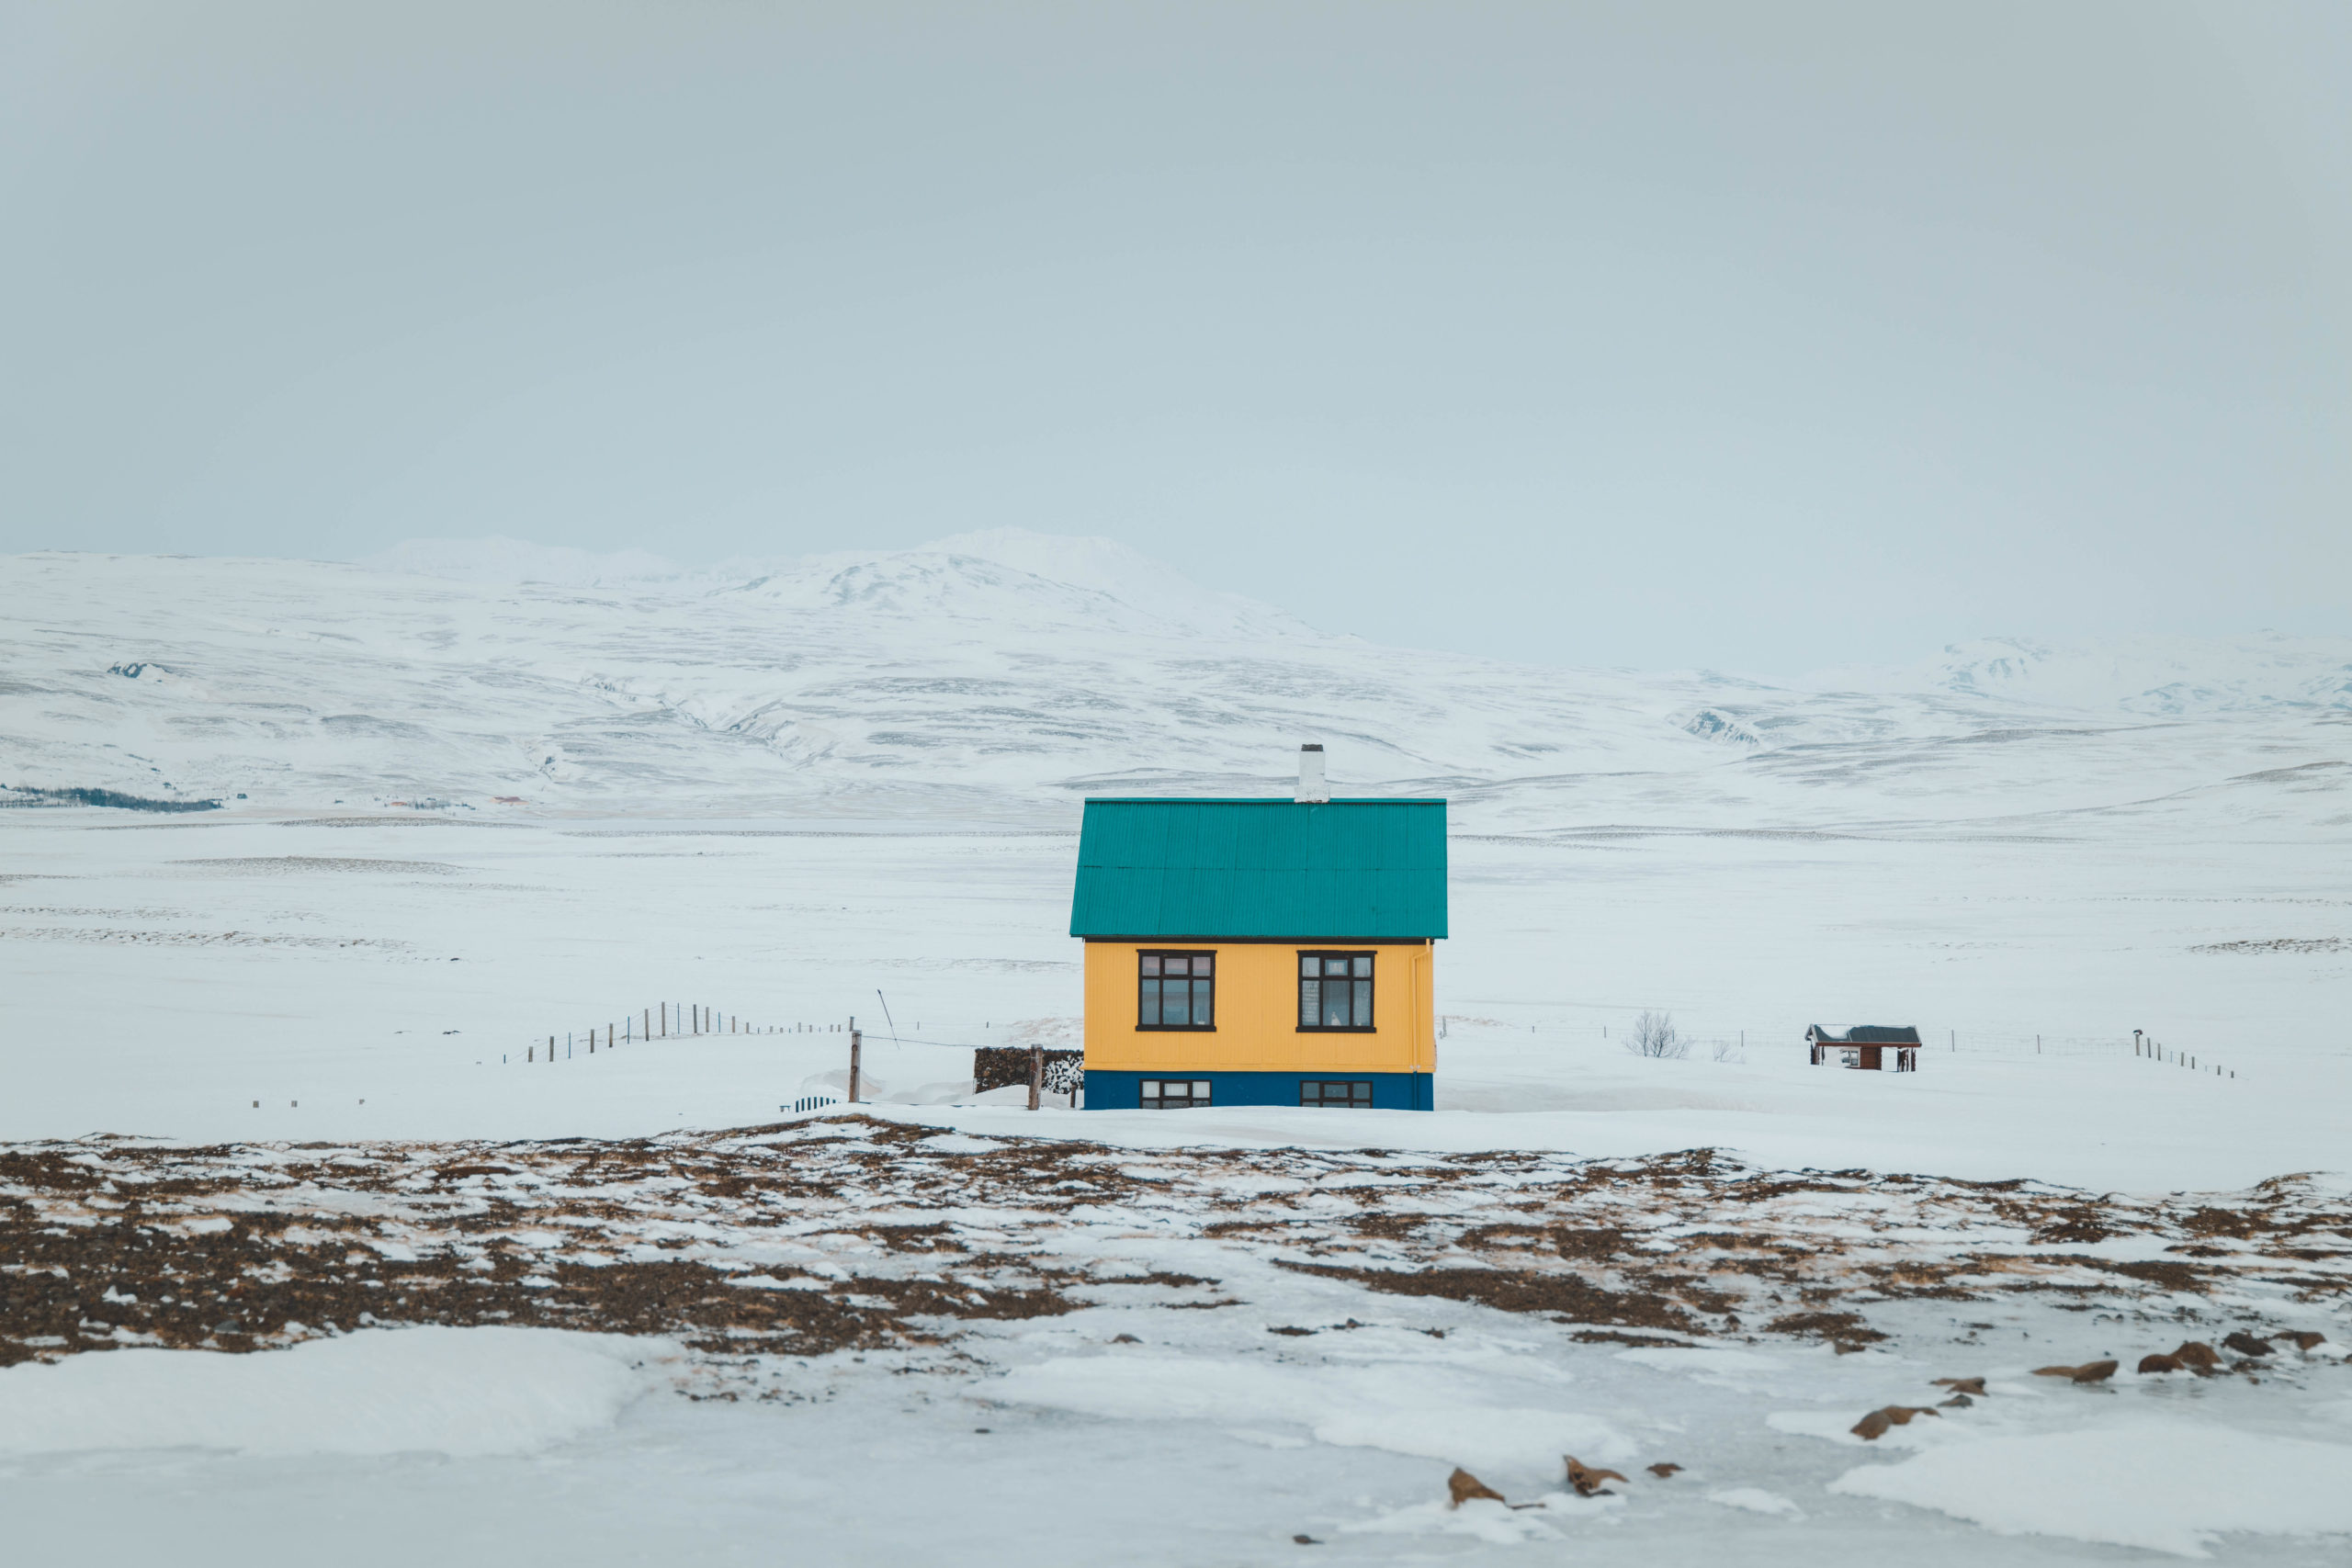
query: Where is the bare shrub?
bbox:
[1624,1010,1688,1059]
[1711,1037,1743,1064]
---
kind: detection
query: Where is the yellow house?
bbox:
[1069,759,1446,1111]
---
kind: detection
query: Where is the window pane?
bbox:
[1353,978,1372,1023]
[1140,955,1159,976]
[1192,977,1213,1026]
[1193,1081,1211,1096]
[1324,986,1351,1028]
[1162,989,1189,1025]
[1299,979,1319,1026]
[1138,977,1159,1024]
[1300,954,1317,977]
[1193,953,1211,976]
[1164,956,1188,976]
[1352,1082,1372,1106]
[1352,955,1373,978]
[1324,957,1349,977]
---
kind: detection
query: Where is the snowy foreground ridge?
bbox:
[3,1115,2349,1563]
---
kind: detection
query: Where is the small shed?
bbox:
[1806,1024,1920,1072]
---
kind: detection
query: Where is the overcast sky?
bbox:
[4,2,2345,672]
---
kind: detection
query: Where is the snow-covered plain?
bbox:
[1,536,2347,1563]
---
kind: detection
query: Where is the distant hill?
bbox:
[0,541,2344,836]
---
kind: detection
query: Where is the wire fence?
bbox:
[1490,1021,2243,1080]
[503,1010,2243,1085]
[503,1003,855,1065]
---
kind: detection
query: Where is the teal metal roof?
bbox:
[1069,797,1447,940]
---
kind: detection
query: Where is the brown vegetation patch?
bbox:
[1766,1310,1888,1350]
[1276,1260,1697,1332]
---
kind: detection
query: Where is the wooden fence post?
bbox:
[1027,1044,1043,1111]
[849,1021,862,1104]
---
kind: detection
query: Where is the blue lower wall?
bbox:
[1082,1069,1432,1111]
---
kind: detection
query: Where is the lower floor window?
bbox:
[1141,1078,1212,1110]
[1300,1079,1373,1108]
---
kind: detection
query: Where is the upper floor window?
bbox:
[1139,951,1215,1029]
[1299,952,1374,1030]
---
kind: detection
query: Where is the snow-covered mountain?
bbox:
[1931,635,2352,716]
[1,538,2345,834]
[365,528,1317,642]
[358,536,699,590]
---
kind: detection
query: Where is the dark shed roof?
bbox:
[1069,797,1447,940]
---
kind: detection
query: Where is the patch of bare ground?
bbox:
[1765,1311,1889,1353]
[5,1125,2346,1372]
[1277,1260,1700,1333]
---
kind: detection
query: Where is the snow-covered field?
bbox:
[2,538,2348,1562]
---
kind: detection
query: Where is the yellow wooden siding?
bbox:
[1082,941,1434,1073]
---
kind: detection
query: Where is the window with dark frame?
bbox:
[1140,1078,1212,1110]
[1137,952,1215,1030]
[1297,952,1374,1030]
[1299,1079,1374,1108]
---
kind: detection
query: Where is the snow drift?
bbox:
[0,1326,676,1457]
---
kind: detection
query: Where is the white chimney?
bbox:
[1295,743,1329,804]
